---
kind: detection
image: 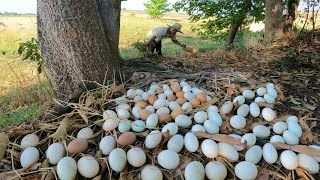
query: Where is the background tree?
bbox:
[38,0,122,110]
[144,0,171,18]
[174,0,264,49]
[264,0,284,43]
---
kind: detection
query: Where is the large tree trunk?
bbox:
[283,0,299,38]
[38,0,121,104]
[224,0,251,49]
[264,0,284,43]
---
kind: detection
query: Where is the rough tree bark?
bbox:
[283,0,299,38]
[264,0,284,43]
[38,0,122,105]
[224,0,251,49]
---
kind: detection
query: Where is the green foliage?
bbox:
[144,0,171,18]
[17,37,43,74]
[173,0,265,38]
[132,42,156,57]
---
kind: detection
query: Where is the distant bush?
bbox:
[144,0,171,18]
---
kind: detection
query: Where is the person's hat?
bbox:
[168,23,183,33]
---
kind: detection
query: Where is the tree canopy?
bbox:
[144,0,171,18]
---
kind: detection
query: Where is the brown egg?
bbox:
[140,109,152,120]
[176,91,184,98]
[196,93,207,103]
[167,94,177,101]
[67,138,88,154]
[148,95,158,105]
[118,132,136,145]
[190,98,201,108]
[175,98,187,106]
[135,101,148,109]
[156,88,164,94]
[170,109,184,120]
[171,85,181,93]
[158,114,172,123]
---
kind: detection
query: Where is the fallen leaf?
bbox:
[0,163,41,180]
[290,97,302,105]
[257,168,270,180]
[77,109,89,124]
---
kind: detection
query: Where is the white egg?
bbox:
[20,147,40,168]
[116,103,131,111]
[208,110,223,126]
[241,133,256,147]
[131,120,146,132]
[142,92,151,101]
[262,143,278,164]
[287,122,302,137]
[233,95,245,105]
[191,124,206,133]
[163,84,170,91]
[235,161,258,180]
[205,161,227,180]
[156,107,170,116]
[135,89,144,96]
[218,143,239,162]
[280,150,298,170]
[182,85,192,92]
[158,93,166,100]
[99,136,116,155]
[157,150,180,169]
[109,148,127,172]
[46,143,65,165]
[77,156,99,178]
[283,130,299,145]
[207,105,218,112]
[127,89,136,99]
[132,106,142,119]
[194,111,208,124]
[180,81,188,87]
[77,127,93,140]
[298,154,319,174]
[253,125,270,138]
[168,101,180,111]
[161,123,178,136]
[118,120,132,133]
[153,99,167,109]
[20,134,39,149]
[146,105,155,113]
[262,108,276,121]
[145,130,162,149]
[117,109,130,119]
[201,139,218,158]
[184,92,196,101]
[148,89,156,95]
[220,101,233,114]
[229,134,244,151]
[115,96,127,105]
[286,115,298,124]
[256,87,267,96]
[206,96,212,101]
[273,121,287,134]
[127,147,146,167]
[167,134,184,152]
[146,114,158,128]
[245,145,263,164]
[57,157,77,180]
[141,165,163,180]
[103,118,119,131]
[150,84,160,91]
[309,145,320,162]
[192,88,204,95]
[184,132,199,152]
[175,114,192,128]
[270,135,285,143]
[249,102,260,117]
[255,97,265,103]
[243,89,255,99]
[263,93,275,104]
[185,161,205,180]
[230,115,246,129]
[266,83,275,89]
[237,104,250,117]
[103,110,117,119]
[182,102,192,112]
[267,87,278,98]
[203,120,219,134]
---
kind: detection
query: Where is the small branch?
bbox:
[193,131,247,148]
[272,142,320,157]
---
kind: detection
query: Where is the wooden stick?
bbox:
[272,142,320,157]
[193,131,247,148]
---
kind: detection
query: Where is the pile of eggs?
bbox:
[17,80,320,179]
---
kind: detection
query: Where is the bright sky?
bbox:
[0,0,179,13]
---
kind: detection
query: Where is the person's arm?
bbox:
[172,39,186,48]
